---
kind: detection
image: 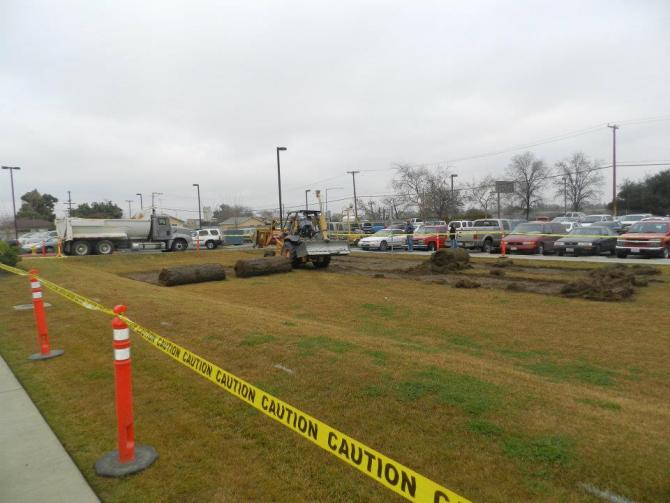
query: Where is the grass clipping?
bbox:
[414,248,472,274]
[561,264,659,301]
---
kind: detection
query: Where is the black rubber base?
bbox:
[95,444,158,477]
[28,349,64,361]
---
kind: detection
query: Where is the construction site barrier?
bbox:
[26,268,63,361]
[0,262,470,503]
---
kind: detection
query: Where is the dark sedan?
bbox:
[554,226,618,256]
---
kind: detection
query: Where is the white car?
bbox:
[617,213,653,229]
[358,229,408,251]
[191,228,223,249]
[579,214,613,227]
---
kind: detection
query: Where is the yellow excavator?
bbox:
[263,190,350,268]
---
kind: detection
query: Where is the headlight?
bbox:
[649,240,662,245]
[617,240,624,245]
[578,242,592,247]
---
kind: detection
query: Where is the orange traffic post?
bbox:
[500,236,507,257]
[56,239,62,258]
[41,241,46,256]
[27,269,64,361]
[95,305,158,477]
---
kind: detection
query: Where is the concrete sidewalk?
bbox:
[0,355,99,503]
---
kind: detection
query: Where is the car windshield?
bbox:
[513,223,544,233]
[582,216,603,223]
[628,222,669,233]
[571,228,605,235]
[621,215,645,222]
[473,220,499,226]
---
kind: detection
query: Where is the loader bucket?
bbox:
[303,240,350,256]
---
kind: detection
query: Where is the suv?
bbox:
[457,219,514,253]
[616,220,670,258]
[192,228,223,249]
[412,225,448,251]
[502,222,566,255]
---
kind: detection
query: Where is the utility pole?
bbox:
[346,171,360,221]
[125,200,133,218]
[67,190,74,216]
[276,147,287,224]
[136,193,143,210]
[2,166,21,240]
[305,189,311,211]
[151,192,163,215]
[450,173,458,217]
[607,124,619,217]
[193,183,202,228]
[324,186,343,219]
[562,176,567,214]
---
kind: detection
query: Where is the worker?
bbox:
[449,223,457,248]
[405,220,414,252]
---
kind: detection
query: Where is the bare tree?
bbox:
[506,152,549,220]
[553,152,604,211]
[467,176,497,217]
[392,164,459,220]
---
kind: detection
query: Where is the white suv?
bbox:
[191,228,223,249]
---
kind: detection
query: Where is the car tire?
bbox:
[662,246,670,259]
[171,239,188,252]
[537,243,545,255]
[428,242,436,252]
[592,244,600,256]
[557,250,564,257]
[482,238,493,254]
[72,240,91,256]
[379,241,388,251]
[616,251,628,259]
[206,240,216,250]
[313,256,331,269]
[96,240,114,255]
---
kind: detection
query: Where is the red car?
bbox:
[616,220,670,259]
[501,222,566,255]
[412,225,449,251]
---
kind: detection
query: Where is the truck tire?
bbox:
[72,240,91,256]
[428,242,436,251]
[482,238,493,254]
[96,240,114,255]
[313,256,331,268]
[171,239,188,252]
[281,243,300,267]
[662,246,669,259]
[206,240,216,250]
[616,251,628,259]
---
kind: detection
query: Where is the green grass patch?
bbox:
[576,398,622,411]
[521,360,616,386]
[467,418,503,437]
[360,385,386,398]
[364,350,387,366]
[360,303,397,317]
[84,368,112,381]
[395,367,503,415]
[447,334,483,351]
[503,435,574,466]
[497,348,548,360]
[241,333,276,346]
[297,336,354,354]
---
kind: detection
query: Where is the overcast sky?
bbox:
[1,0,669,219]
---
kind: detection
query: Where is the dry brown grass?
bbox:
[0,250,668,502]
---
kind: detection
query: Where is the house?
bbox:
[219,216,266,230]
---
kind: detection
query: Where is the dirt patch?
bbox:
[560,264,659,301]
[453,278,481,288]
[411,248,472,274]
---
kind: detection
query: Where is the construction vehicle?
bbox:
[264,190,350,268]
[56,214,192,256]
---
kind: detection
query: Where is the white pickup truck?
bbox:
[456,219,515,253]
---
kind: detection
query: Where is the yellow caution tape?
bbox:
[0,262,470,503]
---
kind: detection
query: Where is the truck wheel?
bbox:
[96,240,114,255]
[592,244,600,256]
[379,241,388,251]
[537,243,545,255]
[313,256,331,268]
[72,241,91,256]
[206,240,216,250]
[662,247,669,259]
[616,251,627,259]
[482,238,493,254]
[428,242,436,251]
[281,243,299,267]
[171,239,188,251]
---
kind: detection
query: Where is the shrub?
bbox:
[0,240,20,267]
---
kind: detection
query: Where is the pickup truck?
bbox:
[616,220,670,259]
[456,219,514,253]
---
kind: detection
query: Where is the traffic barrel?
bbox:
[500,236,507,257]
[27,269,64,361]
[95,305,158,477]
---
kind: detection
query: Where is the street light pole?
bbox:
[450,173,458,217]
[193,183,202,228]
[562,176,567,214]
[276,147,287,225]
[136,193,143,210]
[607,124,619,217]
[305,189,311,211]
[125,200,133,218]
[2,166,21,240]
[346,171,360,221]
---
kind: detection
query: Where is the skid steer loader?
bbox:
[266,190,350,268]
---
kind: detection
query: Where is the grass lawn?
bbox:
[0,250,669,502]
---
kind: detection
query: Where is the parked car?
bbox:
[595,220,626,234]
[616,213,653,230]
[562,211,587,219]
[358,229,407,251]
[21,231,59,253]
[191,228,223,249]
[409,218,424,229]
[502,222,566,255]
[424,219,447,226]
[579,214,613,227]
[412,225,448,251]
[447,220,473,230]
[551,216,580,232]
[554,226,618,256]
[616,220,670,259]
[457,219,514,253]
[361,222,386,234]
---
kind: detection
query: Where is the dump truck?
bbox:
[264,190,350,268]
[55,214,192,256]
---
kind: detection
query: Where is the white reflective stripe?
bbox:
[114,348,130,360]
[31,281,40,289]
[113,328,129,341]
[32,291,43,299]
